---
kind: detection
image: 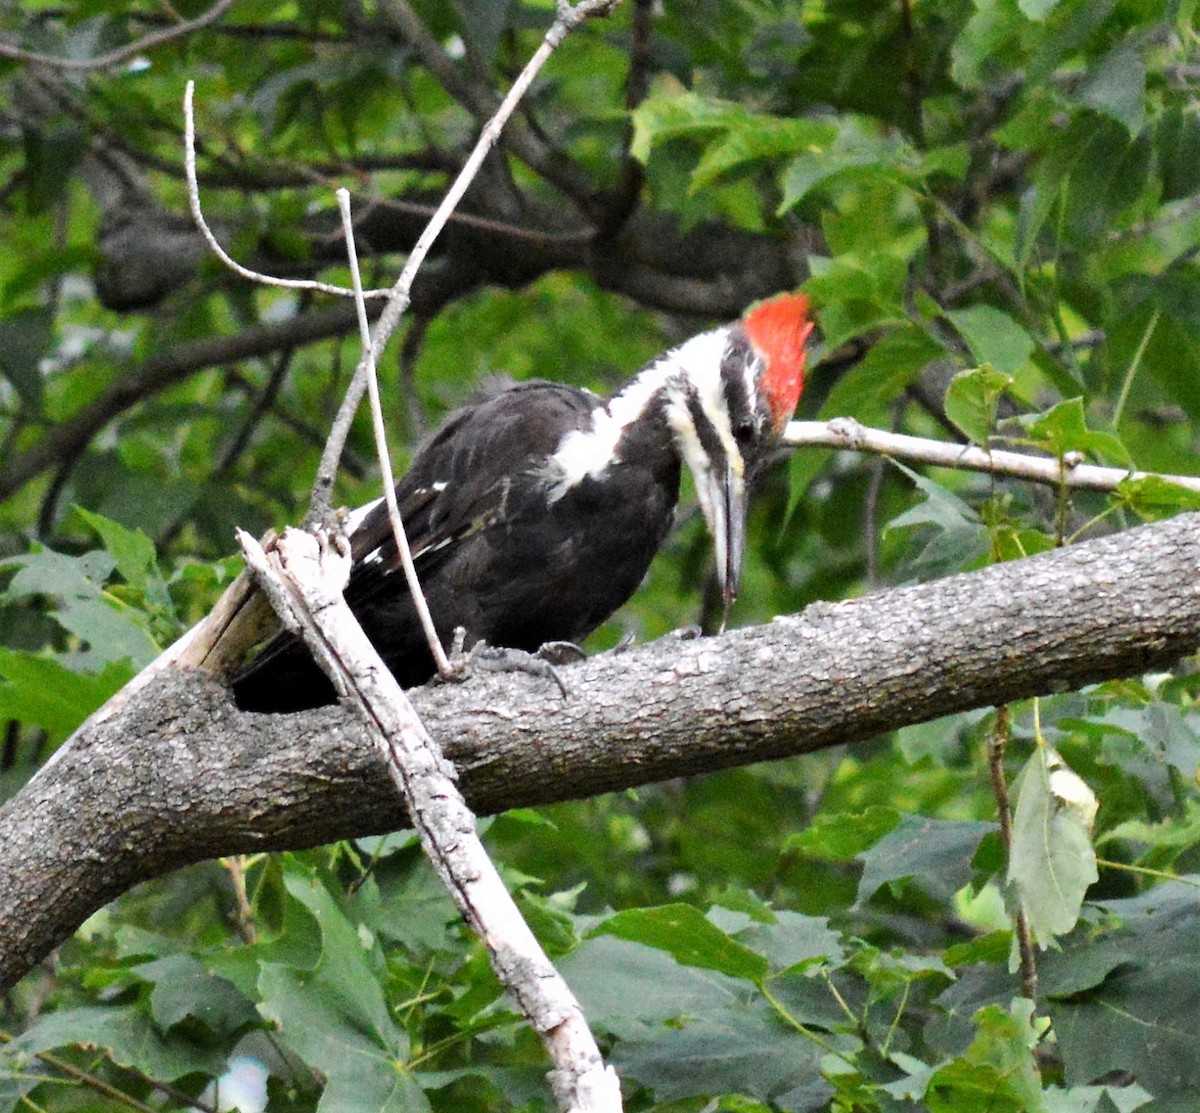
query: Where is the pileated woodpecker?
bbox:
[233,293,813,713]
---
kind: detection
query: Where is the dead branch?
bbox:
[241,527,620,1110]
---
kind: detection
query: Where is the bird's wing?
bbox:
[344,381,599,610]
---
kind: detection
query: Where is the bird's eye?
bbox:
[733,419,755,446]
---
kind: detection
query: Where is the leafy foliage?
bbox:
[1,0,1200,1108]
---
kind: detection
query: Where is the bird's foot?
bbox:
[471,644,571,697]
[438,628,570,697]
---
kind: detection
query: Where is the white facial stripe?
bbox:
[688,339,745,483]
[547,326,741,499]
[664,391,715,522]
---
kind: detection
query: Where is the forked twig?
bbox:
[305,0,622,521]
[183,82,392,302]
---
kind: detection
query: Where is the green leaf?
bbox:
[943,365,1016,444]
[885,462,979,533]
[319,1060,431,1113]
[1156,105,1200,202]
[1,540,162,666]
[1133,311,1200,422]
[597,904,768,981]
[803,252,910,350]
[72,507,162,599]
[259,866,421,1110]
[366,855,461,955]
[138,955,259,1040]
[885,461,989,576]
[630,77,835,195]
[0,306,53,412]
[784,806,902,862]
[926,1000,1045,1113]
[5,1004,225,1081]
[857,815,998,906]
[272,869,403,1052]
[951,3,1027,86]
[945,307,1035,378]
[779,116,907,211]
[1019,398,1131,465]
[0,648,134,743]
[629,78,732,162]
[53,597,161,667]
[2,546,115,601]
[817,325,944,424]
[1007,749,1098,947]
[1077,42,1146,137]
[562,935,749,1031]
[613,1005,826,1105]
[733,909,847,974]
[693,114,835,194]
[1038,882,1200,1093]
[1081,701,1200,786]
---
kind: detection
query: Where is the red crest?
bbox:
[743,292,814,433]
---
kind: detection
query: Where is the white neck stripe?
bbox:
[546,326,736,499]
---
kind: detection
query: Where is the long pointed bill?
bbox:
[704,461,747,631]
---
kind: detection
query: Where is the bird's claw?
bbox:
[609,632,638,655]
[536,640,587,666]
[437,629,570,697]
[609,626,696,657]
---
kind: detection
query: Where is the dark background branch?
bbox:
[2,512,1197,990]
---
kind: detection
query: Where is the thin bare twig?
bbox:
[785,417,1200,494]
[0,0,235,71]
[220,856,257,945]
[987,707,1038,1001]
[337,189,450,675]
[184,83,392,302]
[231,6,623,1107]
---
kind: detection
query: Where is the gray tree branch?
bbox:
[1,512,1198,990]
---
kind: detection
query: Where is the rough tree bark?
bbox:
[1,511,1198,990]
